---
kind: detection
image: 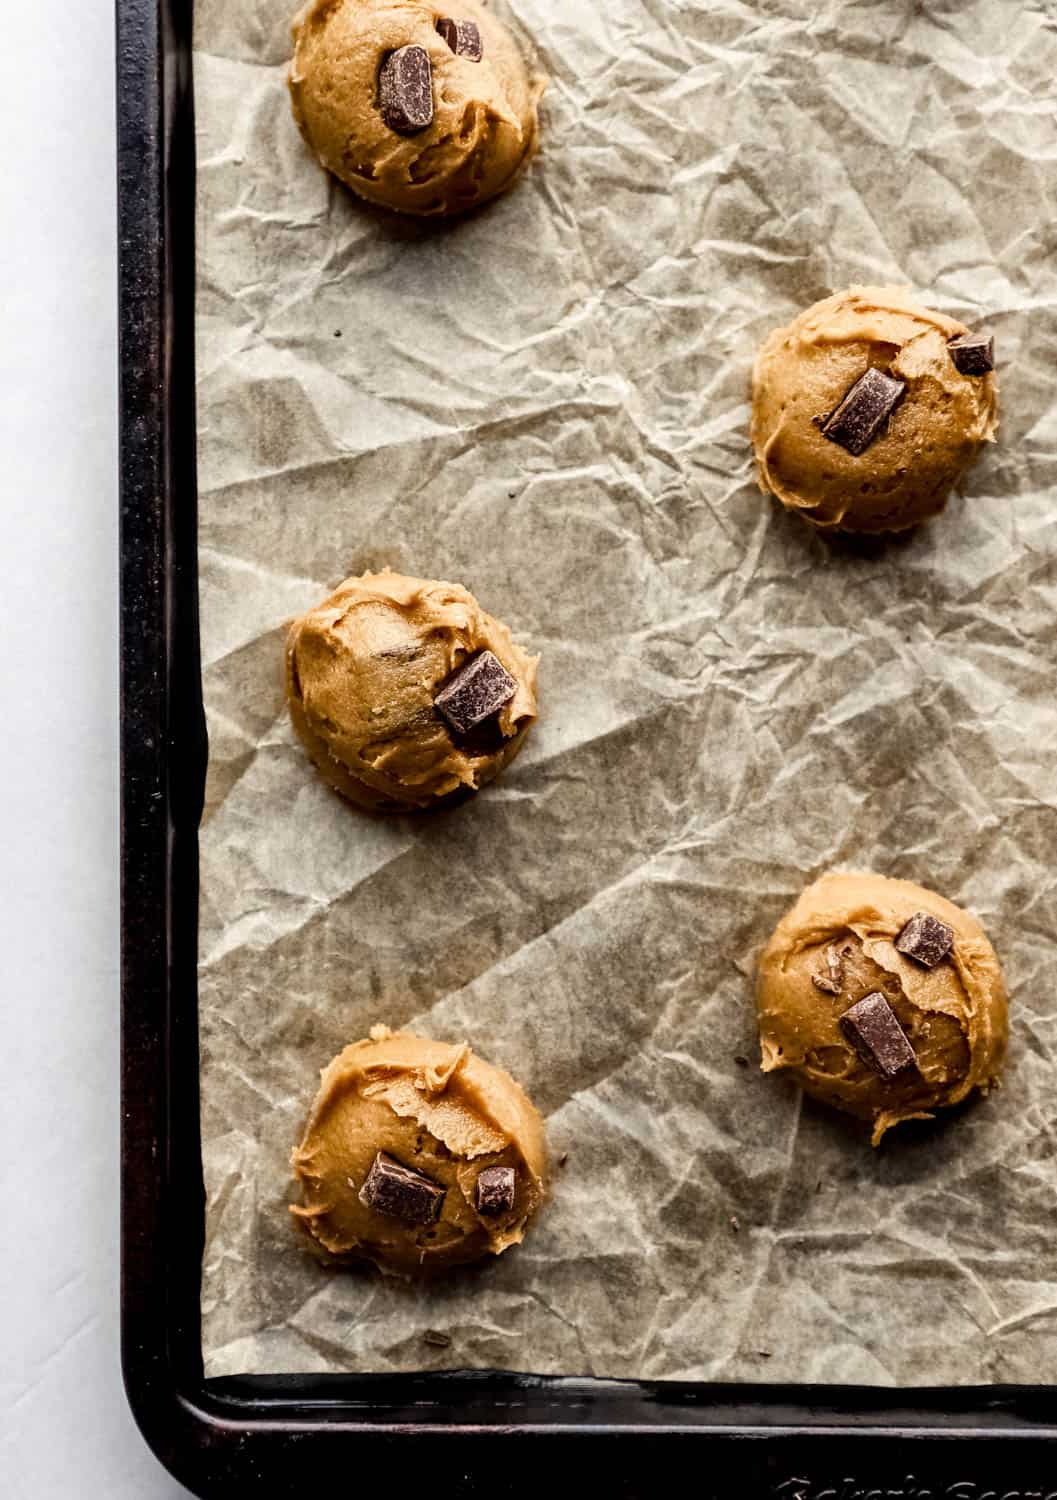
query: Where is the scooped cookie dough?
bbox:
[286,568,538,813]
[756,871,1008,1145]
[290,1028,547,1276]
[751,286,998,532]
[289,0,545,216]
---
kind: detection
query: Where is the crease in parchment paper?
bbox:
[195,0,1057,1381]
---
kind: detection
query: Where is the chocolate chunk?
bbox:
[811,943,846,996]
[839,992,916,1079]
[434,650,516,736]
[378,46,434,135]
[475,1165,516,1216]
[895,910,955,968]
[435,17,483,59]
[948,330,994,377]
[358,1152,445,1225]
[820,367,906,456]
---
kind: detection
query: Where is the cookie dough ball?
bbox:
[751,286,998,532]
[289,0,544,216]
[286,568,538,813]
[756,871,1008,1145]
[290,1028,547,1276]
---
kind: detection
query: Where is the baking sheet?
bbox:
[194,0,1057,1382]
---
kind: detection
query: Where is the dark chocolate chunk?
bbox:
[820,367,906,456]
[811,943,846,996]
[948,330,994,377]
[358,1152,445,1225]
[895,910,955,968]
[434,650,516,736]
[839,992,916,1079]
[435,17,483,59]
[378,45,434,135]
[423,1329,452,1348]
[475,1165,516,1216]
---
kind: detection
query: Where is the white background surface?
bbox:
[1,1,192,1494]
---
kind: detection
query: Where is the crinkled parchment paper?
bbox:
[195,0,1057,1381]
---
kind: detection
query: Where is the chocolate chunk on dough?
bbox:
[948,331,994,377]
[475,1165,516,1216]
[359,1152,445,1224]
[812,943,847,996]
[840,992,917,1080]
[896,910,955,968]
[436,17,483,58]
[819,367,906,456]
[379,45,434,135]
[435,650,516,735]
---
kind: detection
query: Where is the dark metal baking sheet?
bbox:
[117,0,1057,1490]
